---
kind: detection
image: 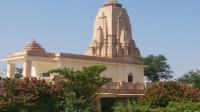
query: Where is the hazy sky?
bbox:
[0,0,200,79]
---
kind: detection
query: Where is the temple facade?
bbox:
[1,0,147,111]
[2,0,146,82]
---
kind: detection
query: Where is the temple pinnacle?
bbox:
[103,0,121,7]
[108,0,117,2]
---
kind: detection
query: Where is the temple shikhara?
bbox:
[1,0,148,111]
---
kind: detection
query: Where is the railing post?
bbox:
[119,81,126,91]
[50,74,60,84]
[143,83,145,90]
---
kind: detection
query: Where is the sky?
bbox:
[0,0,200,79]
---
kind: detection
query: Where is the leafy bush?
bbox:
[138,81,200,107]
[0,77,67,112]
[164,102,200,112]
[114,100,154,112]
[114,100,200,112]
[60,94,97,112]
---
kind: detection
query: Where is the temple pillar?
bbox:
[97,98,101,112]
[23,61,32,77]
[7,63,15,78]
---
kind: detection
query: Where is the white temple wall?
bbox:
[117,65,124,81]
[30,59,144,82]
[60,60,118,81]
[32,62,56,77]
[134,67,144,82]
[58,59,144,82]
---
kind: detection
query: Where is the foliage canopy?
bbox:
[48,65,112,101]
[114,100,200,112]
[60,94,97,112]
[176,70,200,89]
[141,55,173,82]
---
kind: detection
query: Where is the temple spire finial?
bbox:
[103,0,121,7]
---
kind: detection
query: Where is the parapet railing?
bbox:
[102,82,149,94]
[101,82,193,94]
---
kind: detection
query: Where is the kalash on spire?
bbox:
[85,0,141,60]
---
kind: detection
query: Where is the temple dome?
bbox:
[22,39,45,52]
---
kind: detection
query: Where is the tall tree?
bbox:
[176,70,200,88]
[15,68,23,78]
[48,65,112,101]
[48,65,112,111]
[141,55,173,82]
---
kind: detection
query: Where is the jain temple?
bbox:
[1,0,148,111]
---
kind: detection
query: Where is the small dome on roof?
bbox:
[22,39,45,52]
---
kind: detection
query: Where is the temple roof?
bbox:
[22,39,45,52]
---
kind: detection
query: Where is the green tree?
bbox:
[60,94,97,112]
[48,65,112,111]
[114,100,152,112]
[176,70,200,88]
[15,68,23,78]
[141,55,173,82]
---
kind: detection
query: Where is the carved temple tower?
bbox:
[2,0,145,83]
[85,0,141,60]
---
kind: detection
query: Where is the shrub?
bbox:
[138,81,200,107]
[0,77,67,112]
[60,94,97,112]
[164,102,200,112]
[114,100,154,112]
[114,100,200,112]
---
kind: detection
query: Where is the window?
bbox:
[43,73,50,77]
[128,76,133,82]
